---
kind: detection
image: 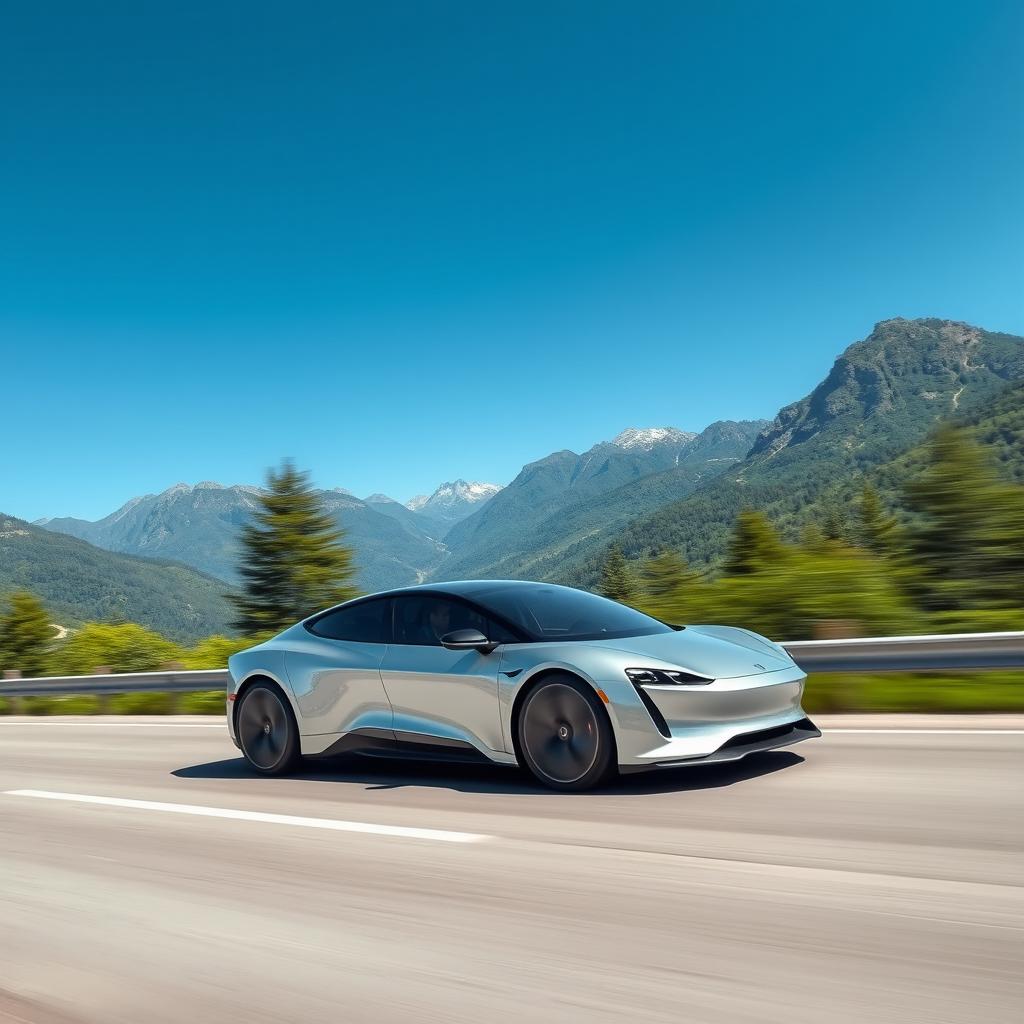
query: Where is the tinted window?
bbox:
[391,594,518,647]
[308,598,391,643]
[472,584,673,642]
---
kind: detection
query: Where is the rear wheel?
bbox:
[236,683,300,776]
[517,675,616,791]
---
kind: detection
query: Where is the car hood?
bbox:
[585,626,791,679]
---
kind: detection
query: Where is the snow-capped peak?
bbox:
[405,480,502,521]
[407,480,501,507]
[444,480,501,500]
[609,427,696,451]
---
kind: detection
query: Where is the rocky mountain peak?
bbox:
[608,427,696,451]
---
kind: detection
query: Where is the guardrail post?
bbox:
[2,670,25,714]
[92,667,113,713]
[161,662,186,712]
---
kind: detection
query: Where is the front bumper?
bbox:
[619,715,820,773]
[611,663,817,768]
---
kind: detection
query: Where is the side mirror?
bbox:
[440,628,498,654]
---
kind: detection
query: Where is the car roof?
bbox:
[359,579,565,601]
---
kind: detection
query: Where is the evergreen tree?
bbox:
[722,510,785,576]
[904,428,1024,609]
[640,550,700,621]
[800,523,827,551]
[599,545,638,603]
[822,504,846,542]
[0,591,54,677]
[857,483,898,555]
[230,461,360,633]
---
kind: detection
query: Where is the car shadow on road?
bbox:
[171,749,805,796]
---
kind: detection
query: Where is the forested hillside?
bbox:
[557,319,1024,586]
[433,421,765,581]
[0,515,234,643]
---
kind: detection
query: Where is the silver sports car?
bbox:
[227,580,819,791]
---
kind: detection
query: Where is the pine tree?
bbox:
[822,504,846,542]
[800,522,827,551]
[0,591,54,677]
[857,483,898,555]
[230,461,360,633]
[599,544,638,603]
[640,550,700,622]
[904,427,1024,609]
[722,510,785,576]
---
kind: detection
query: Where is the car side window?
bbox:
[308,598,392,644]
[392,595,513,647]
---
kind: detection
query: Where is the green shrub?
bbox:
[181,632,274,669]
[50,623,183,676]
[19,694,102,715]
[926,609,1024,633]
[108,692,175,715]
[803,672,1024,713]
[180,690,226,714]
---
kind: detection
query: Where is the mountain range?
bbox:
[431,422,767,582]
[34,422,755,596]
[558,317,1024,586]
[11,317,1023,640]
[36,476,502,593]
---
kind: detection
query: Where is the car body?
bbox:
[227,580,819,790]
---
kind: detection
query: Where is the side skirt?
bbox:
[308,727,497,766]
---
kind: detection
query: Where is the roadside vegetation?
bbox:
[605,428,1024,641]
[1,440,1021,715]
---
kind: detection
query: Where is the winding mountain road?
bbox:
[1,716,1021,1023]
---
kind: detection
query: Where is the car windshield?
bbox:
[472,583,674,642]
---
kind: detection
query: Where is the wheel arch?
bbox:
[231,672,295,736]
[509,667,617,768]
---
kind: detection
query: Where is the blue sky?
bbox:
[3,1,1022,521]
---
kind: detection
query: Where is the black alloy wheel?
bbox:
[237,683,300,775]
[517,675,615,791]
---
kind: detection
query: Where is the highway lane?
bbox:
[0,716,1022,1024]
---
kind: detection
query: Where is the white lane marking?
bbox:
[824,728,1024,735]
[4,790,488,844]
[0,721,224,728]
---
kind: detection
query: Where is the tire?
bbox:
[236,682,301,776]
[516,675,616,791]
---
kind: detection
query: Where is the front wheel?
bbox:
[236,683,301,776]
[517,675,616,791]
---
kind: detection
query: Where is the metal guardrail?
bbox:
[784,631,1024,673]
[0,632,1022,698]
[0,669,229,698]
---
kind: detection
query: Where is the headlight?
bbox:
[625,667,714,686]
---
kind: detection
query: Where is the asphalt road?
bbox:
[1,716,1022,1024]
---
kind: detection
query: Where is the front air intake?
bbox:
[629,680,671,739]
